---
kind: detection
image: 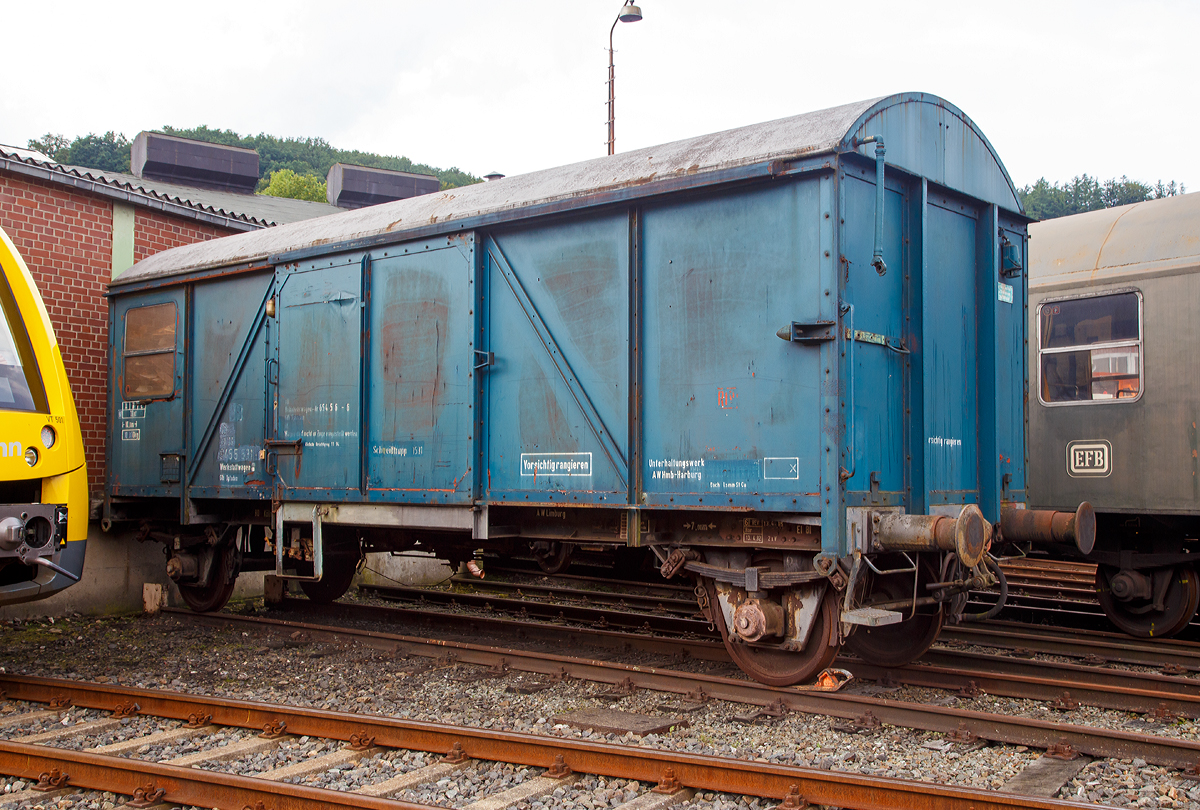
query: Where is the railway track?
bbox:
[469,555,1198,641]
[354,577,1200,717]
[188,603,1200,770]
[0,674,1082,810]
[360,577,1200,714]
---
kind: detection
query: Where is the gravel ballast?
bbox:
[0,603,1198,809]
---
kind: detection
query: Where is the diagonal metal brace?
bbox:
[486,237,627,488]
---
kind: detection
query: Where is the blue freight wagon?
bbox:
[104,93,1090,685]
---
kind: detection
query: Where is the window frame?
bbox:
[1036,288,1143,408]
[121,302,178,401]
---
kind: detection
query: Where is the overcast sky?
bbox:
[2,0,1193,191]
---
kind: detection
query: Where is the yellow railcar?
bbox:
[0,226,87,603]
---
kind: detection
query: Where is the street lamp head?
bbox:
[618,3,643,23]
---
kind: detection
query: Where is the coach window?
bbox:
[123,303,177,399]
[1039,292,1141,405]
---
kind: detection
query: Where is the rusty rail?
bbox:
[0,738,417,810]
[291,596,1200,714]
[940,622,1200,670]
[0,675,1084,810]
[360,583,709,635]
[162,608,1200,767]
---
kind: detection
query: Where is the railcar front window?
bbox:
[123,303,177,399]
[1039,292,1141,404]
[0,274,47,413]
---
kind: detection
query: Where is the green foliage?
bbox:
[261,169,328,202]
[25,126,479,191]
[26,133,70,160]
[26,131,131,173]
[1018,174,1187,221]
[159,126,480,191]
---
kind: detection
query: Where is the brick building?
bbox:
[0,138,340,496]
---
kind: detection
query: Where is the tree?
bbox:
[26,125,481,190]
[1019,174,1186,221]
[260,169,328,202]
[24,131,130,172]
[26,133,70,162]
[160,125,480,190]
[66,132,132,173]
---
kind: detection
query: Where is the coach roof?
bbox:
[113,93,1021,287]
[1030,191,1200,291]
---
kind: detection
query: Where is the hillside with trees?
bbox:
[1017,175,1185,220]
[26,128,479,199]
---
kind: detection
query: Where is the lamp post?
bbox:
[607,1,643,156]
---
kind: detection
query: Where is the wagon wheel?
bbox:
[298,538,363,604]
[703,578,840,687]
[177,543,240,613]
[1096,564,1199,638]
[843,555,944,668]
[535,542,573,575]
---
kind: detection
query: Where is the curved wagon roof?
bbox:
[1030,191,1200,291]
[114,92,1022,287]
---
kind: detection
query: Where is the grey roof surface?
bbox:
[0,144,340,228]
[95,169,340,224]
[114,96,883,286]
[1030,192,1200,290]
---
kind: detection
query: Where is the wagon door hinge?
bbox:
[776,321,836,344]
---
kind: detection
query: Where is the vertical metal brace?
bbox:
[839,303,855,483]
[359,254,372,495]
[274,504,325,582]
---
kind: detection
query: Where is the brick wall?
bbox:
[133,208,229,264]
[0,172,235,492]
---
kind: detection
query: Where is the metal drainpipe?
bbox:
[858,136,888,275]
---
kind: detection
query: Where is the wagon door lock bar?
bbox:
[776,321,835,343]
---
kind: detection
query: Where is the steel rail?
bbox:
[481,564,695,594]
[940,623,1200,669]
[852,656,1200,718]
[291,597,1200,714]
[1001,583,1097,599]
[447,576,701,614]
[0,676,1087,810]
[306,597,1200,713]
[919,648,1200,699]
[163,608,1200,767]
[0,738,417,810]
[360,583,711,635]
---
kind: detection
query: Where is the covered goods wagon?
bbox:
[105,93,1089,684]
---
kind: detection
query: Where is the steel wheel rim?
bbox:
[842,561,944,668]
[704,578,840,687]
[1095,563,1199,639]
